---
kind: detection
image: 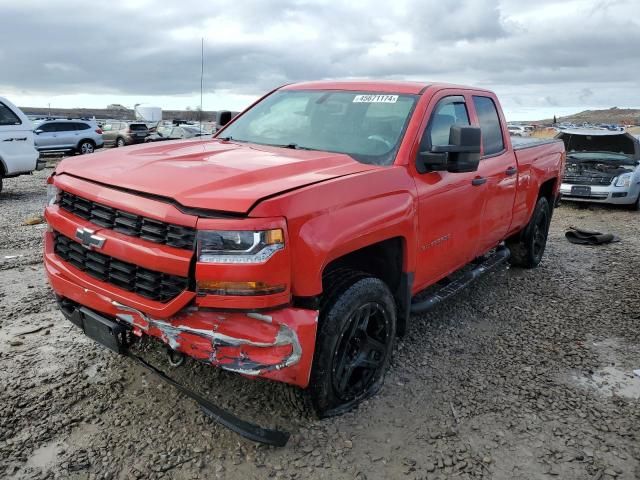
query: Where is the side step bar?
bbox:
[410,246,510,314]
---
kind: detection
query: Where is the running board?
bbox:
[410,247,510,314]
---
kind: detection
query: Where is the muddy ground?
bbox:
[1,167,638,480]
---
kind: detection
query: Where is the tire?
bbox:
[77,140,95,155]
[628,193,640,211]
[116,137,126,148]
[506,196,551,268]
[0,175,3,195]
[308,273,396,418]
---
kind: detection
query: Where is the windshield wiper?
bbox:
[270,143,317,151]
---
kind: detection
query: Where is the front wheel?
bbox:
[309,274,396,417]
[506,196,551,268]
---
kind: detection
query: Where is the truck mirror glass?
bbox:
[416,126,481,174]
[446,126,481,173]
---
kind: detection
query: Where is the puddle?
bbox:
[574,366,640,399]
[571,338,640,400]
[25,440,64,470]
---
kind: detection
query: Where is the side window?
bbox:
[422,96,470,149]
[74,123,90,131]
[52,123,71,132]
[38,123,56,133]
[103,124,112,131]
[0,102,22,126]
[472,96,504,156]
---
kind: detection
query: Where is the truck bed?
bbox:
[511,136,563,151]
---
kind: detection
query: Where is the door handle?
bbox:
[505,166,517,176]
[2,138,14,142]
[15,137,27,141]
[472,177,487,186]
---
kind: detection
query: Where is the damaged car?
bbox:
[558,129,640,209]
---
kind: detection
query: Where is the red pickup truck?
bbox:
[44,81,564,444]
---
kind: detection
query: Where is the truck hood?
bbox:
[55,139,378,213]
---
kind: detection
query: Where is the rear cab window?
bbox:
[0,102,22,126]
[472,96,505,156]
[129,123,148,131]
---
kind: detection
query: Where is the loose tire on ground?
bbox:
[506,196,551,268]
[308,273,396,418]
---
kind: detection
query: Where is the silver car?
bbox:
[558,129,640,210]
[34,119,104,155]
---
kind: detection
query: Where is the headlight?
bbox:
[46,183,60,206]
[615,173,633,188]
[197,229,284,263]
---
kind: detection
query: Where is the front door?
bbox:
[412,93,487,291]
[0,101,36,173]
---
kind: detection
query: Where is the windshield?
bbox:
[567,152,635,165]
[218,90,418,165]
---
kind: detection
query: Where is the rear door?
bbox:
[471,95,518,254]
[56,122,78,148]
[102,123,116,145]
[412,92,487,290]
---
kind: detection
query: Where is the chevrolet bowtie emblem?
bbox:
[75,227,106,250]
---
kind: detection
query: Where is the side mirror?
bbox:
[417,126,481,174]
[216,110,233,128]
[34,129,43,134]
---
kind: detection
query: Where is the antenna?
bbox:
[199,37,204,135]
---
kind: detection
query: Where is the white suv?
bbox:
[34,119,104,155]
[0,97,42,194]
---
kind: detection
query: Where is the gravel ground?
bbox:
[1,167,639,480]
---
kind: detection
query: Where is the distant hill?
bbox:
[19,106,220,122]
[538,107,640,125]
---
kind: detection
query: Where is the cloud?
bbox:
[0,0,638,118]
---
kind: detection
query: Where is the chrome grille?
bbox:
[563,175,614,186]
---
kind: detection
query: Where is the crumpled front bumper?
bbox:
[45,232,318,388]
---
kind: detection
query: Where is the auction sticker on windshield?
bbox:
[353,94,398,103]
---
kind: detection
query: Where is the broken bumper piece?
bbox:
[57,302,290,446]
[110,301,317,387]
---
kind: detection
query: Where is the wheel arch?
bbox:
[320,236,412,336]
[77,138,96,149]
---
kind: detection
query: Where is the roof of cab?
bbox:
[281,80,485,95]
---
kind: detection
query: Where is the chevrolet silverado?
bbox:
[44,81,565,444]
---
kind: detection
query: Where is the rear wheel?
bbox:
[506,196,551,268]
[116,137,126,148]
[78,140,95,155]
[308,273,396,417]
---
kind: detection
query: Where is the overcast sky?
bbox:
[1,0,638,120]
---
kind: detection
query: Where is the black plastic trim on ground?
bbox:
[127,353,290,447]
